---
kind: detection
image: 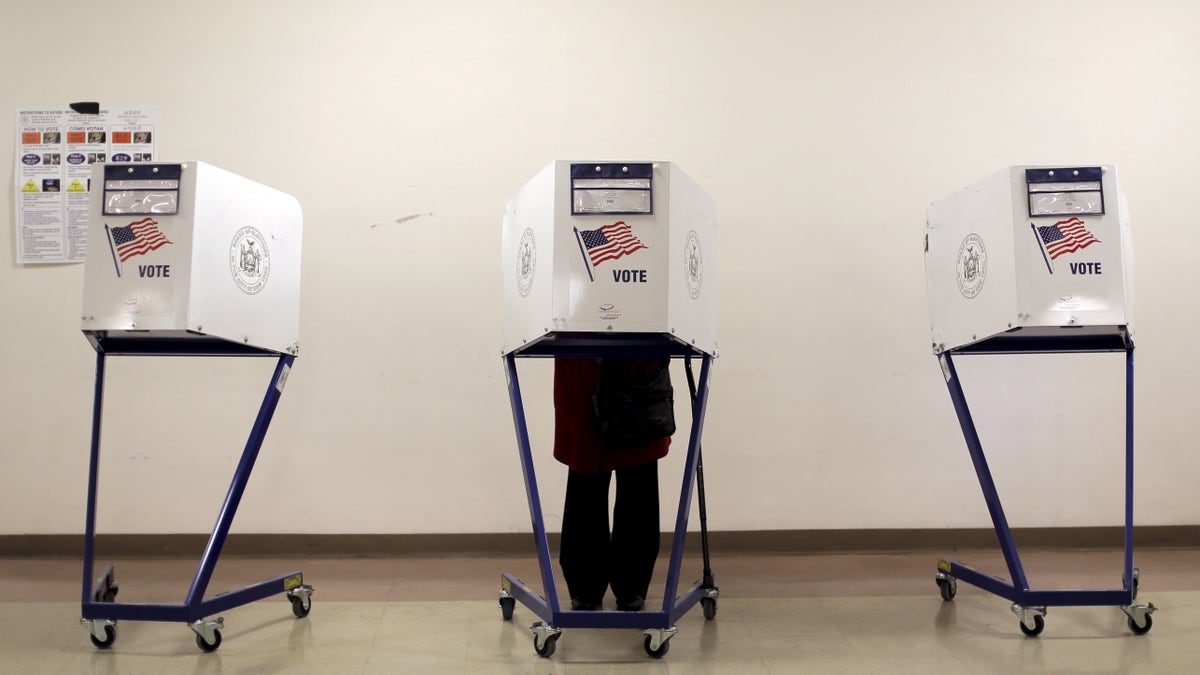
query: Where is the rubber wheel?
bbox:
[937,578,956,602]
[499,597,515,621]
[701,597,717,620]
[101,587,118,603]
[290,594,311,618]
[1018,615,1045,637]
[534,634,557,658]
[1128,613,1152,635]
[644,635,670,659]
[89,625,116,650]
[196,630,222,653]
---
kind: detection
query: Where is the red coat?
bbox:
[553,358,672,475]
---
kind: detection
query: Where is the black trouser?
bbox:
[559,461,660,607]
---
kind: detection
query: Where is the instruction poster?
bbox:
[13,107,158,264]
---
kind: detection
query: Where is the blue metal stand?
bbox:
[79,337,313,652]
[498,333,718,659]
[934,332,1155,636]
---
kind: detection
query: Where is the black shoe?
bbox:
[616,596,645,611]
[570,597,599,611]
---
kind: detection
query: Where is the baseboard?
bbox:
[3,527,1199,559]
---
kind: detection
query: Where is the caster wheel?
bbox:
[1018,615,1045,637]
[1128,613,1152,635]
[937,578,956,602]
[499,597,515,621]
[701,597,717,620]
[101,586,118,603]
[89,625,116,650]
[196,630,222,653]
[644,635,670,659]
[534,633,558,658]
[290,594,311,618]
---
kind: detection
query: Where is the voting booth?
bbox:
[926,165,1133,353]
[78,162,312,653]
[925,165,1154,636]
[498,161,718,659]
[81,161,301,354]
[501,160,716,355]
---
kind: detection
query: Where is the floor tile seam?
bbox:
[365,601,474,668]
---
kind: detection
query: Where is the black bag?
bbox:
[592,359,675,448]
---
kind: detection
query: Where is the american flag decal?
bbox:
[577,221,647,267]
[1036,217,1100,260]
[110,218,172,262]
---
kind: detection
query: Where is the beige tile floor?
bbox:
[2,548,1198,673]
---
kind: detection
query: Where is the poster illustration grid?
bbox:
[13,107,158,264]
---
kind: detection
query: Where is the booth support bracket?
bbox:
[79,349,310,652]
[934,340,1152,637]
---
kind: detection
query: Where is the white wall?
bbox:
[2,1,1198,535]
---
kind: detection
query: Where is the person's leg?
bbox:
[610,460,660,610]
[559,469,612,610]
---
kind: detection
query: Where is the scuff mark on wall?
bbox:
[395,213,434,225]
[371,213,435,228]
